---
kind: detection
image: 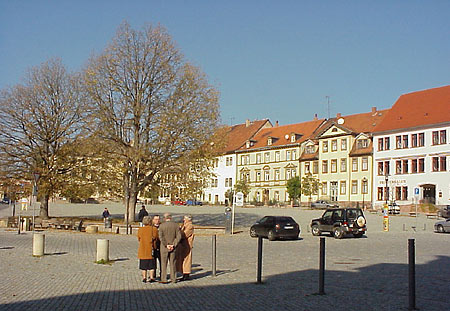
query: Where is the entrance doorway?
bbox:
[330,182,338,202]
[421,184,436,204]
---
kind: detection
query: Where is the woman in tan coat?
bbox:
[137,216,159,283]
[176,215,194,281]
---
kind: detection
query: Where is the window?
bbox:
[227,157,233,166]
[256,171,261,182]
[385,137,390,150]
[352,158,358,172]
[246,173,250,182]
[256,153,261,164]
[286,169,291,180]
[264,152,270,163]
[362,179,368,194]
[323,141,328,152]
[396,136,402,149]
[396,160,402,174]
[418,133,424,147]
[433,156,447,172]
[340,158,347,172]
[402,135,408,148]
[411,134,418,147]
[313,161,319,174]
[286,150,291,161]
[403,160,408,174]
[274,191,280,201]
[419,158,425,172]
[432,131,439,145]
[267,137,272,146]
[225,178,229,187]
[432,157,439,172]
[241,155,249,165]
[225,178,233,187]
[378,162,384,175]
[211,178,218,188]
[291,134,296,143]
[402,186,408,200]
[357,139,368,149]
[275,170,280,181]
[377,187,384,201]
[340,181,346,195]
[362,157,368,171]
[378,138,384,151]
[275,151,280,162]
[351,180,358,194]
[292,150,296,160]
[322,182,327,195]
[396,186,401,201]
[322,160,328,174]
[384,161,390,175]
[411,159,418,173]
[305,145,315,154]
[331,159,337,173]
[341,139,347,151]
[264,170,270,181]
[331,140,337,151]
[440,130,447,144]
[305,162,311,174]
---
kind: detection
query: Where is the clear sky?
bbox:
[1,0,449,126]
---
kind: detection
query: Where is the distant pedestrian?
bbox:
[137,205,149,227]
[137,216,158,283]
[176,215,194,281]
[158,213,181,283]
[102,208,111,227]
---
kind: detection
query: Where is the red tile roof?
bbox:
[374,85,450,133]
[238,119,326,151]
[221,119,272,153]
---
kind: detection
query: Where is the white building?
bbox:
[372,85,450,209]
[202,119,271,204]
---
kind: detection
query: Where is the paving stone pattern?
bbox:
[1,204,449,310]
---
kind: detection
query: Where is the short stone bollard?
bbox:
[86,225,98,234]
[33,233,45,257]
[96,239,109,262]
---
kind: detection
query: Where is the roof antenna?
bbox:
[325,96,330,119]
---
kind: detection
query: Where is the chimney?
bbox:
[371,107,377,113]
[275,120,279,127]
[245,119,250,127]
[313,113,318,121]
[336,113,341,118]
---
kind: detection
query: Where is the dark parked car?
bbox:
[186,199,203,206]
[434,218,450,233]
[311,208,367,239]
[311,200,338,209]
[250,216,300,241]
[1,198,10,204]
[437,205,450,219]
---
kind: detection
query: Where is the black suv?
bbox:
[311,208,367,239]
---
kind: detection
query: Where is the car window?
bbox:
[323,211,333,218]
[333,210,343,220]
[259,217,268,224]
[278,217,295,224]
[346,209,362,219]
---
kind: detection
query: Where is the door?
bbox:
[320,210,334,232]
[330,182,338,202]
[421,184,436,204]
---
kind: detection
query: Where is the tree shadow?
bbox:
[2,255,448,310]
[110,257,129,262]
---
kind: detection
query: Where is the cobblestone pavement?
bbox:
[1,204,449,310]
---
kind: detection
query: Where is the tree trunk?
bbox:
[39,193,50,219]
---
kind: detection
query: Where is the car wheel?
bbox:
[437,225,445,233]
[268,230,276,241]
[353,232,363,238]
[311,225,321,236]
[250,227,257,238]
[333,227,344,239]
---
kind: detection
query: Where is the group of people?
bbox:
[137,206,194,284]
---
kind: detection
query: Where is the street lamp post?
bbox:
[362,177,367,210]
[384,173,389,205]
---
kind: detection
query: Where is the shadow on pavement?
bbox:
[2,255,448,310]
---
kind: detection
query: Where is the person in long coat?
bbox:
[159,213,181,283]
[137,216,159,283]
[176,215,194,281]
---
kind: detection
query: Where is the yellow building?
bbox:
[236,119,325,204]
[299,108,388,208]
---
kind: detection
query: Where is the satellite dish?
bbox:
[285,134,289,140]
[337,118,345,125]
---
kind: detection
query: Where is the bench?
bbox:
[426,213,438,219]
[366,209,378,214]
[7,217,18,228]
[409,212,417,217]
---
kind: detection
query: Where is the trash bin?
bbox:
[224,207,232,234]
[104,217,112,229]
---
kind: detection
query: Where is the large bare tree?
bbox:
[85,22,220,221]
[0,59,86,218]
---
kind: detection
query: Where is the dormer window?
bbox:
[357,139,368,149]
[267,137,272,146]
[291,134,296,143]
[246,141,250,148]
[305,145,315,154]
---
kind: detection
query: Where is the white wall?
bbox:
[202,154,236,204]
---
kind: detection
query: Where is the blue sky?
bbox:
[1,1,449,126]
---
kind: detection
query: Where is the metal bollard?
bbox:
[408,239,416,310]
[96,239,109,262]
[403,224,406,231]
[33,233,45,257]
[212,235,217,277]
[257,236,263,284]
[319,237,326,295]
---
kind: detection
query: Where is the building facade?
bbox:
[372,86,450,209]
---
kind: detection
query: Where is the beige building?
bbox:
[299,108,388,208]
[236,118,325,204]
